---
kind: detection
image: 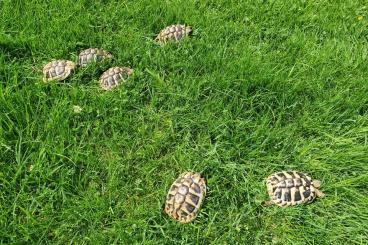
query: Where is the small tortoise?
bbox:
[155,24,192,45]
[164,172,206,223]
[265,171,325,207]
[99,66,133,90]
[43,60,75,82]
[78,48,112,67]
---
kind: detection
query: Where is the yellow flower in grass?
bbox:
[73,105,83,114]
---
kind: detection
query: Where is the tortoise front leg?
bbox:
[316,189,325,198]
[262,200,274,207]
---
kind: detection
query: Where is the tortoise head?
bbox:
[312,180,321,189]
[312,180,326,198]
[185,26,193,36]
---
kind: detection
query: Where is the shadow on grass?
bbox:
[0,37,33,60]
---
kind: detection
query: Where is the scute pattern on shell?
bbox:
[78,48,112,67]
[164,172,206,223]
[43,60,75,82]
[155,24,192,45]
[266,171,324,207]
[99,66,133,90]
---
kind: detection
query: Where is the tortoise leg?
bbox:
[316,189,325,198]
[262,200,274,207]
[279,200,290,208]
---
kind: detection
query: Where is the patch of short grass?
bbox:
[1,0,368,244]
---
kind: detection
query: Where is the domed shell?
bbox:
[78,48,112,67]
[164,172,206,223]
[43,60,75,82]
[265,171,325,207]
[155,24,192,45]
[99,66,133,90]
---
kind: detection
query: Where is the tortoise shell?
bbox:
[265,171,325,207]
[164,172,206,223]
[78,48,112,67]
[155,24,192,45]
[43,60,75,82]
[99,66,133,90]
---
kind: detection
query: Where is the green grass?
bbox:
[1,0,368,244]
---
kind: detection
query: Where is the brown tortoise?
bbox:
[78,48,112,67]
[265,171,325,207]
[155,24,192,45]
[43,60,75,82]
[99,66,133,90]
[164,172,206,223]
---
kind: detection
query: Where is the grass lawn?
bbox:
[1,0,368,244]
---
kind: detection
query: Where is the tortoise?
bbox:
[155,24,192,45]
[99,66,133,90]
[43,60,75,82]
[264,171,325,207]
[164,172,206,223]
[78,48,112,67]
